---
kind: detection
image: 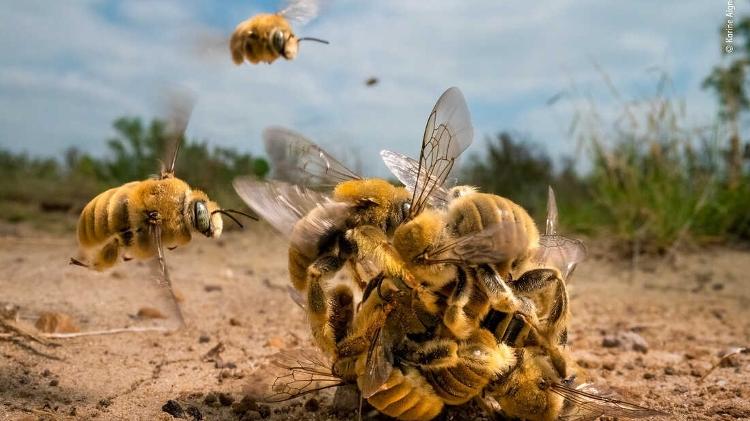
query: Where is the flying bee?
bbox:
[233,87,473,355]
[481,345,667,421]
[71,94,255,326]
[230,0,329,65]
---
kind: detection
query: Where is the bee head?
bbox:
[491,348,565,420]
[393,209,444,264]
[333,179,409,232]
[270,28,298,59]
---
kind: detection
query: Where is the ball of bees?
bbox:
[230,0,329,65]
[236,87,664,420]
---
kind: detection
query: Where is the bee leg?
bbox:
[329,285,355,345]
[398,337,459,369]
[347,259,367,291]
[512,269,569,344]
[345,225,416,288]
[307,254,346,355]
[444,267,490,340]
[89,238,122,271]
[69,257,89,268]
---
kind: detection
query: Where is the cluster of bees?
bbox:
[69,1,666,419]
[232,88,664,420]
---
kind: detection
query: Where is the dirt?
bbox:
[0,223,749,420]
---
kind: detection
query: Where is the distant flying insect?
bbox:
[365,77,379,87]
[230,0,329,65]
[71,94,256,326]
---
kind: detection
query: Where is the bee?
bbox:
[230,0,329,65]
[71,94,255,325]
[481,345,667,421]
[234,87,473,355]
[385,137,585,339]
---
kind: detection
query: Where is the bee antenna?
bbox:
[211,209,259,229]
[222,208,259,221]
[297,37,329,45]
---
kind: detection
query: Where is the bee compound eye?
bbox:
[271,29,285,53]
[193,201,211,235]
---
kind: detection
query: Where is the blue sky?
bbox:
[0,0,731,176]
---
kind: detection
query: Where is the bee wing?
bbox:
[264,348,344,403]
[380,150,450,207]
[149,224,185,327]
[406,87,473,217]
[425,220,529,266]
[534,186,587,281]
[264,126,361,190]
[278,0,321,25]
[553,382,667,420]
[232,177,337,238]
[359,327,394,399]
[545,186,559,236]
[161,90,195,178]
[534,235,587,281]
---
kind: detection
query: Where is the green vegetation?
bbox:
[0,116,268,231]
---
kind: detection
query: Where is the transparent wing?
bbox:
[161,90,195,178]
[278,0,321,25]
[533,187,586,281]
[553,383,667,420]
[150,224,185,327]
[380,150,450,207]
[232,177,335,238]
[264,126,361,190]
[359,327,394,399]
[534,236,587,281]
[545,186,559,236]
[264,349,344,403]
[425,220,528,266]
[407,87,473,217]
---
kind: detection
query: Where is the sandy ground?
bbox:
[1,222,749,421]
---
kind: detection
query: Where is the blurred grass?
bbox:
[463,74,750,254]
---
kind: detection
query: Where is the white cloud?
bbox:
[0,0,724,177]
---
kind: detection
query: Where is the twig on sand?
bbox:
[41,326,173,339]
[699,347,747,382]
[1,325,172,342]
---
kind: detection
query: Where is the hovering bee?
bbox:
[72,94,255,325]
[230,0,329,65]
[234,87,472,355]
[481,345,667,421]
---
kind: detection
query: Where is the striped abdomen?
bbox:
[77,181,138,251]
[447,193,539,276]
[360,366,444,421]
[421,329,515,406]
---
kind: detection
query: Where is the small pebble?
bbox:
[161,400,185,418]
[203,392,220,408]
[218,392,235,406]
[232,395,259,414]
[601,336,620,348]
[643,372,655,379]
[304,397,320,412]
[198,334,210,343]
[258,405,271,418]
[229,318,242,326]
[664,366,676,375]
[186,405,203,421]
[204,284,222,292]
[41,369,51,377]
[49,379,59,387]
